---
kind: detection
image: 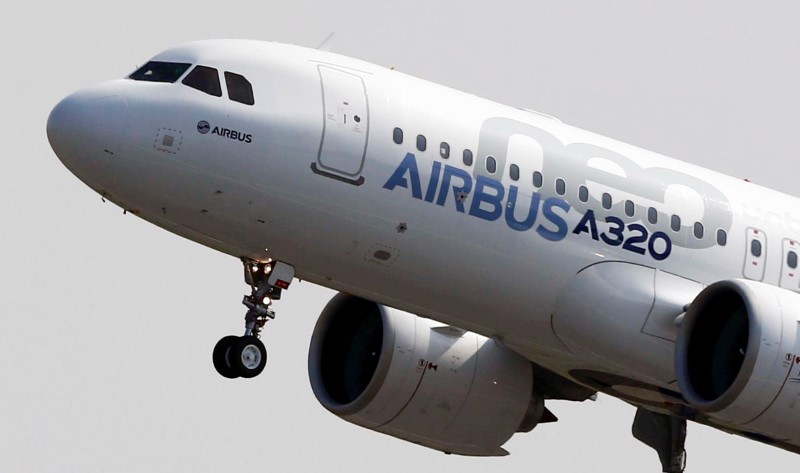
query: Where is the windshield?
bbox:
[129,61,192,83]
[225,71,255,105]
[182,65,222,97]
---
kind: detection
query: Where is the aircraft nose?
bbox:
[47,89,128,183]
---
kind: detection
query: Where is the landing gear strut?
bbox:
[212,258,295,379]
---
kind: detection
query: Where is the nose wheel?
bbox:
[213,335,268,378]
[213,259,294,379]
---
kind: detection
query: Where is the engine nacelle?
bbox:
[308,293,544,456]
[676,279,800,434]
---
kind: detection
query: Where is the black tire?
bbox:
[230,336,267,378]
[212,335,241,379]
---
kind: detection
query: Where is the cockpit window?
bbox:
[225,72,255,105]
[182,65,222,97]
[129,61,191,83]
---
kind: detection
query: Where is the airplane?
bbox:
[46,39,800,472]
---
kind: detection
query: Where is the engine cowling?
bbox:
[308,293,544,456]
[675,279,800,434]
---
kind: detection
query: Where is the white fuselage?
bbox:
[47,39,800,452]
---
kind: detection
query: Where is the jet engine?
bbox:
[675,279,800,437]
[308,293,547,456]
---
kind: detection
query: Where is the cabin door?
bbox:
[313,65,369,185]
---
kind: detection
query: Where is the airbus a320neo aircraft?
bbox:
[47,40,800,472]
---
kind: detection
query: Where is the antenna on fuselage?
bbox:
[317,32,336,51]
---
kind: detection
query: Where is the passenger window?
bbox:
[486,156,497,174]
[129,61,191,83]
[225,72,255,105]
[556,178,566,195]
[440,142,450,159]
[716,229,727,246]
[463,149,473,166]
[510,164,520,181]
[578,185,589,203]
[789,251,798,269]
[624,200,635,217]
[393,127,403,144]
[671,215,681,232]
[182,65,222,97]
[417,135,427,151]
[533,171,543,188]
[693,222,704,239]
[744,228,766,281]
[648,207,658,224]
[602,193,612,210]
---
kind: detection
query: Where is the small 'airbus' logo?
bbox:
[197,120,253,143]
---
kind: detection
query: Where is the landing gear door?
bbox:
[780,239,799,290]
[312,65,368,185]
[743,228,766,281]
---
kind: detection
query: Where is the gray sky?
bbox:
[3,1,800,471]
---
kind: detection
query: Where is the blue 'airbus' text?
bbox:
[382,153,671,260]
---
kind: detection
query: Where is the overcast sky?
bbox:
[3,1,800,471]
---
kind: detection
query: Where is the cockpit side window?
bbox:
[225,72,255,105]
[129,61,191,83]
[182,66,222,97]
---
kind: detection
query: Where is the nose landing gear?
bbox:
[212,259,295,379]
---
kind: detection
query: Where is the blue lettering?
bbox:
[469,176,505,221]
[572,208,599,240]
[383,153,422,200]
[436,165,473,213]
[622,224,648,255]
[424,161,442,203]
[505,186,541,231]
[537,197,570,241]
[649,231,672,261]
[600,216,625,247]
[382,152,672,261]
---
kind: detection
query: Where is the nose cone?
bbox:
[47,88,128,186]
